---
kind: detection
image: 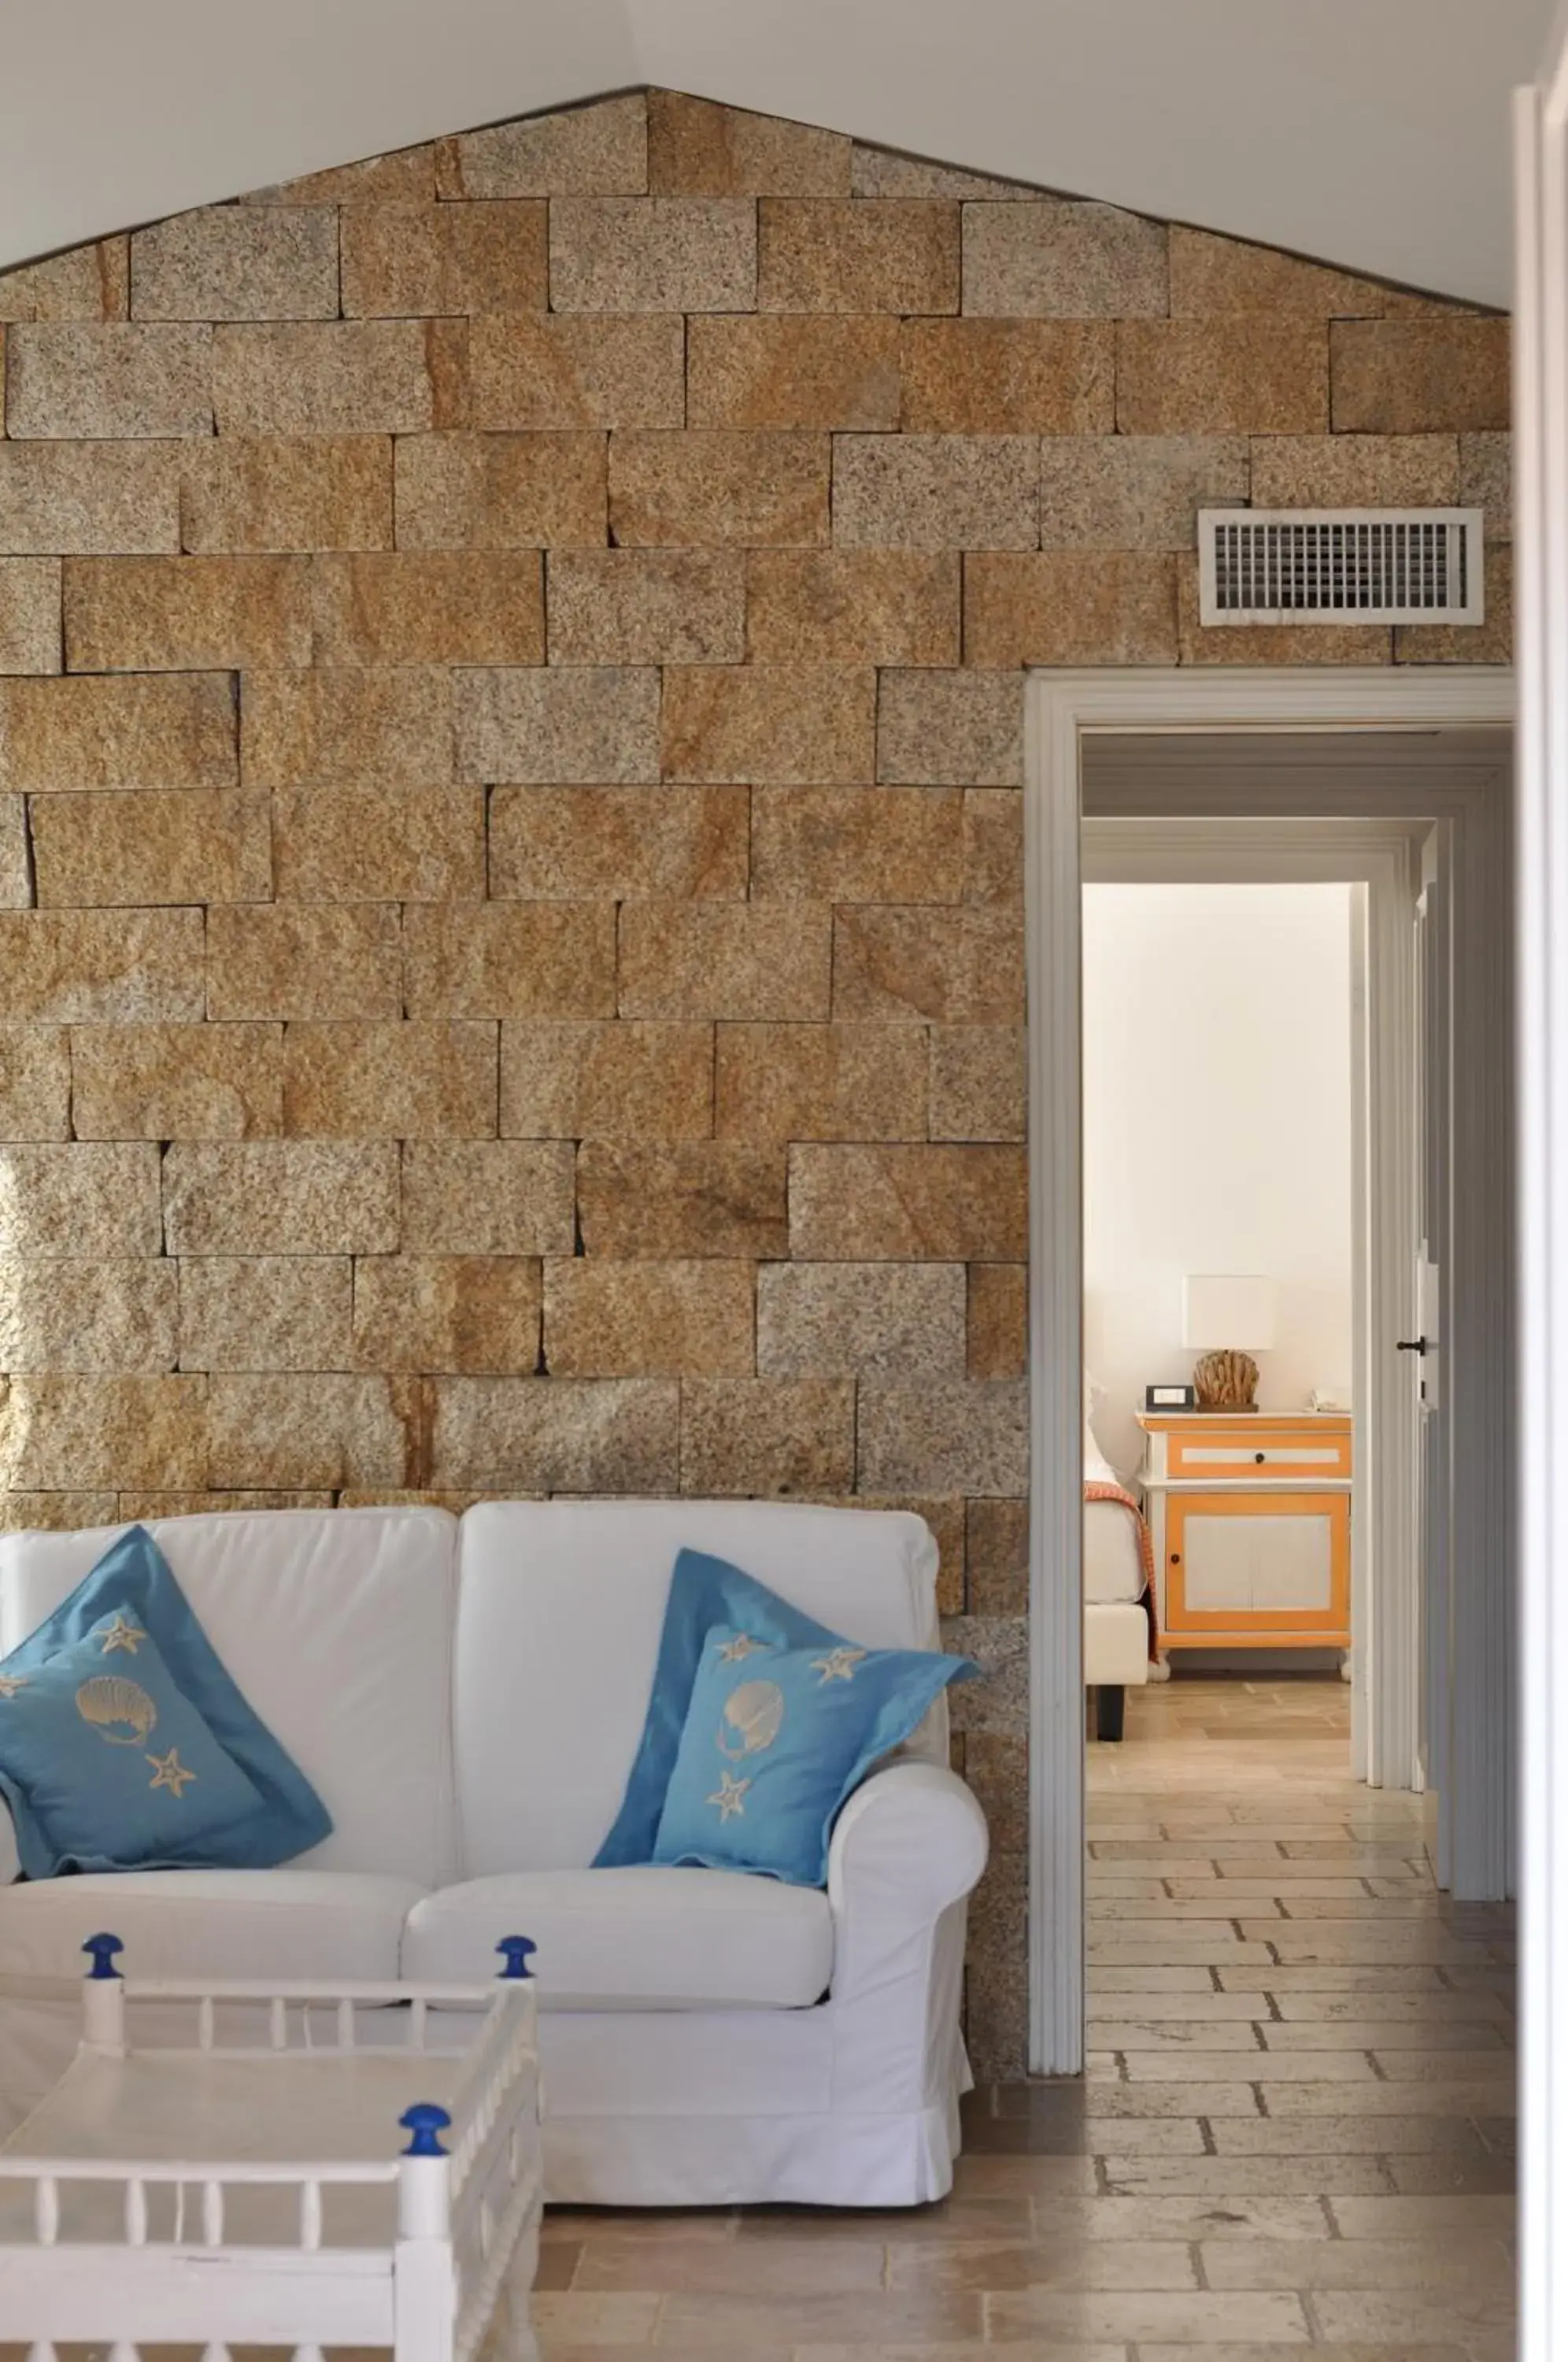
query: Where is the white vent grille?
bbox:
[1198,508,1485,627]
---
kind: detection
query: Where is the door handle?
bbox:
[1396,1337,1435,1355]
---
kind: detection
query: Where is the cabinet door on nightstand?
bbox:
[1165,1493,1350,1637]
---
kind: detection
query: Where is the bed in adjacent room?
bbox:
[1083,1405,1157,1741]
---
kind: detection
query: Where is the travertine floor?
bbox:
[537,1673,1517,2358]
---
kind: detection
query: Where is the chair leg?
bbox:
[1096,1684,1126,1742]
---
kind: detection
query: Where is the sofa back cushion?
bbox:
[453,1498,943,1877]
[0,1509,459,1890]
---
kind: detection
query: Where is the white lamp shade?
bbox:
[1182,1274,1277,1351]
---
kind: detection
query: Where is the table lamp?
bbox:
[1182,1274,1277,1410]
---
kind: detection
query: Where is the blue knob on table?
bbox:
[399,2103,452,2157]
[83,1932,124,1981]
[496,1934,537,1981]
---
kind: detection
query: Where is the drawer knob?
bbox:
[1169,1553,1181,1565]
[1255,1450,1266,1464]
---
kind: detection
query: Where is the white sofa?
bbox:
[0,1499,988,2208]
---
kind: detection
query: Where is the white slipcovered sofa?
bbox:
[0,1498,988,2207]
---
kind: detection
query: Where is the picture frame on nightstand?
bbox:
[1145,1383,1197,1412]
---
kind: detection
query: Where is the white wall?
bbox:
[1082,880,1355,1479]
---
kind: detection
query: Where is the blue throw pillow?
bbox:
[650,1625,975,1887]
[0,1526,331,1873]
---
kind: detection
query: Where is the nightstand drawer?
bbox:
[1167,1427,1352,1479]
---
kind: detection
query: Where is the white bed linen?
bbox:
[1084,1446,1148,1607]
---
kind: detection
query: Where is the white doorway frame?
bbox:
[1026,666,1514,2078]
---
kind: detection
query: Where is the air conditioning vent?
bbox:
[1198,509,1485,627]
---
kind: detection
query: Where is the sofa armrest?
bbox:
[827,1760,989,1945]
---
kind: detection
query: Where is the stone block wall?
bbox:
[0,87,1511,2072]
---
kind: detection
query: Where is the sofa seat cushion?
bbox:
[401,1867,834,2011]
[0,1870,424,1986]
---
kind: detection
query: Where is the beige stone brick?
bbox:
[967,1260,1026,1379]
[178,1255,353,1372]
[401,1139,575,1254]
[877,669,1023,784]
[745,551,958,665]
[857,1375,1028,1494]
[283,1020,496,1138]
[62,554,312,669]
[963,790,1023,905]
[31,789,272,908]
[453,664,657,783]
[963,201,1167,317]
[549,197,756,313]
[832,435,1037,550]
[437,95,649,198]
[834,907,1025,1024]
[70,1022,283,1138]
[1248,432,1459,509]
[930,1024,1026,1140]
[758,199,959,313]
[967,1496,1028,1612]
[212,322,441,435]
[0,794,24,905]
[403,903,616,1017]
[0,1027,71,1138]
[0,672,236,791]
[1038,435,1249,549]
[0,1141,160,1261]
[789,1142,1026,1259]
[714,1020,926,1142]
[313,552,544,665]
[245,146,437,207]
[963,550,1178,666]
[131,206,338,320]
[0,908,204,1021]
[1331,318,1511,432]
[619,900,832,1021]
[272,787,483,903]
[1397,542,1512,665]
[164,1140,400,1255]
[898,319,1112,435]
[205,1372,411,1488]
[662,662,873,783]
[577,1142,788,1258]
[489,784,748,900]
[0,1375,207,1490]
[180,437,393,553]
[500,1020,713,1140]
[242,667,451,786]
[394,431,607,550]
[1461,430,1511,539]
[205,904,401,1021]
[0,239,128,322]
[750,785,964,901]
[340,201,546,316]
[1169,227,1388,317]
[0,557,61,672]
[610,431,830,548]
[756,1261,966,1378]
[353,1255,542,1375]
[547,550,745,665]
[1174,558,1392,666]
[119,1488,335,1516]
[0,442,182,553]
[1117,320,1329,434]
[686,316,900,431]
[430,1375,677,1493]
[851,147,1036,201]
[680,1375,856,1495]
[545,1259,755,1377]
[468,317,684,430]
[648,91,851,196]
[5,324,213,437]
[0,1490,120,1534]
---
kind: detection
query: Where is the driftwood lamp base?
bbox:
[1193,1349,1260,1410]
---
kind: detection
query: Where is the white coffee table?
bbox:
[0,1930,542,2362]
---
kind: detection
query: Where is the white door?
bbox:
[1411,833,1452,1879]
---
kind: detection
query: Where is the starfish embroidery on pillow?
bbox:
[146,1748,198,1798]
[0,1673,29,1700]
[716,1634,765,1664]
[707,1770,751,1821]
[811,1646,867,1686]
[97,1613,148,1657]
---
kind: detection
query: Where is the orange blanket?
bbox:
[1085,1480,1159,1659]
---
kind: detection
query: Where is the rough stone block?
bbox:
[430,1375,678,1493]
[1174,558,1392,666]
[242,667,450,786]
[930,1024,1026,1140]
[788,1142,1027,1260]
[857,1375,1029,1494]
[0,1141,161,1255]
[756,1261,966,1378]
[1039,434,1249,548]
[750,785,964,901]
[403,903,616,1017]
[0,672,235,791]
[453,664,657,783]
[967,1260,1027,1379]
[489,784,748,900]
[713,1020,927,1141]
[340,200,546,317]
[679,1376,855,1495]
[162,1140,401,1254]
[1117,320,1329,433]
[877,668,1023,785]
[648,91,850,195]
[899,319,1113,434]
[959,1731,1028,1843]
[0,442,182,553]
[205,1373,410,1488]
[967,1497,1029,1613]
[549,197,756,313]
[1248,433,1459,509]
[619,900,832,1021]
[964,550,1178,665]
[31,789,272,908]
[245,146,437,207]
[5,324,213,437]
[1330,319,1511,432]
[313,552,544,665]
[609,430,829,547]
[501,1020,714,1140]
[944,1613,1028,1733]
[577,1142,787,1259]
[963,790,1023,906]
[832,435,1037,550]
[352,1255,542,1375]
[436,95,649,198]
[963,200,1167,317]
[0,557,61,672]
[272,788,483,903]
[1168,227,1387,317]
[180,436,393,552]
[69,1021,283,1138]
[546,550,745,665]
[545,1258,755,1377]
[131,207,338,320]
[851,146,1036,201]
[0,1490,120,1534]
[834,907,1025,1024]
[0,794,24,905]
[0,238,128,322]
[283,1020,497,1138]
[401,1139,576,1254]
[205,904,401,1022]
[745,550,958,664]
[0,1257,168,1372]
[1461,430,1511,539]
[661,661,873,782]
[394,431,607,549]
[178,1255,353,1372]
[757,199,959,313]
[0,1375,208,1490]
[468,317,684,430]
[62,554,312,669]
[686,316,899,431]
[0,1027,71,1138]
[119,1488,335,1516]
[212,321,439,435]
[0,908,205,1021]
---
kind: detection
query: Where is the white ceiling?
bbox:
[2,0,1553,304]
